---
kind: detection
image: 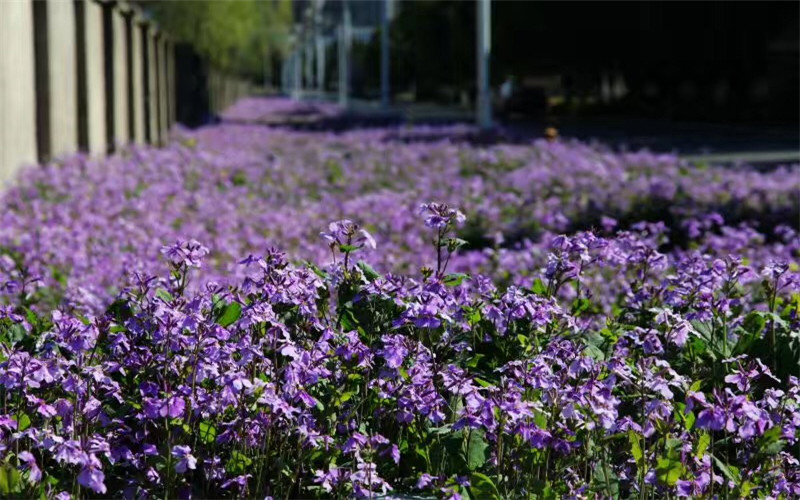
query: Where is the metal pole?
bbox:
[380,0,391,108]
[316,36,325,92]
[293,49,302,99]
[476,0,492,129]
[338,0,350,107]
[316,15,325,92]
[305,39,314,90]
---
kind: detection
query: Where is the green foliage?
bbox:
[140,0,293,76]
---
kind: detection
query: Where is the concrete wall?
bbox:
[0,0,37,184]
[46,0,78,158]
[0,0,251,186]
[146,29,159,144]
[131,16,146,143]
[111,5,129,146]
[79,0,107,155]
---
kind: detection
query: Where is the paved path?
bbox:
[681,150,800,166]
[261,93,800,166]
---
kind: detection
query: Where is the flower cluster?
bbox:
[0,98,797,498]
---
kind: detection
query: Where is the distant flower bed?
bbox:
[0,98,798,497]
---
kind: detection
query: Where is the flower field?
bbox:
[0,98,798,498]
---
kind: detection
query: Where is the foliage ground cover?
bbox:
[0,98,798,498]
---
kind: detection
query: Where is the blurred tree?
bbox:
[136,0,293,79]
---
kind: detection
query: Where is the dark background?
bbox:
[352,1,799,124]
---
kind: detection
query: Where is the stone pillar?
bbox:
[76,0,107,155]
[45,0,78,158]
[111,4,129,146]
[158,36,168,140]
[0,0,37,184]
[130,15,145,143]
[146,28,159,144]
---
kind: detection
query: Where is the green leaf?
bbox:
[469,472,501,499]
[465,431,490,471]
[305,262,329,280]
[655,457,686,486]
[474,378,493,388]
[338,244,359,253]
[443,273,469,287]
[0,463,22,495]
[357,261,381,281]
[530,278,548,296]
[155,288,174,303]
[446,238,468,251]
[571,298,592,316]
[664,437,683,460]
[742,311,766,335]
[739,480,756,497]
[198,422,217,445]
[712,454,740,485]
[217,302,242,327]
[691,320,713,341]
[628,431,643,466]
[339,309,359,331]
[16,414,31,432]
[695,432,710,459]
[584,343,605,361]
[227,450,252,474]
[465,353,484,368]
[592,462,620,497]
[468,309,482,325]
[758,425,785,456]
[684,410,696,431]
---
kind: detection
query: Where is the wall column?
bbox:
[76,0,107,155]
[130,15,145,143]
[41,0,78,158]
[111,3,130,146]
[0,0,37,183]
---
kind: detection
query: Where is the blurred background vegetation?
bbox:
[137,0,293,79]
[136,0,798,124]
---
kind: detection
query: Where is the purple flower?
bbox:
[676,480,695,497]
[161,396,186,419]
[172,445,197,473]
[380,335,408,369]
[320,220,376,251]
[419,202,466,229]
[221,474,251,490]
[17,451,41,483]
[696,407,726,431]
[161,239,210,268]
[77,456,106,494]
[417,473,438,489]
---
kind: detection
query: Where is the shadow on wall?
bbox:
[175,43,212,128]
